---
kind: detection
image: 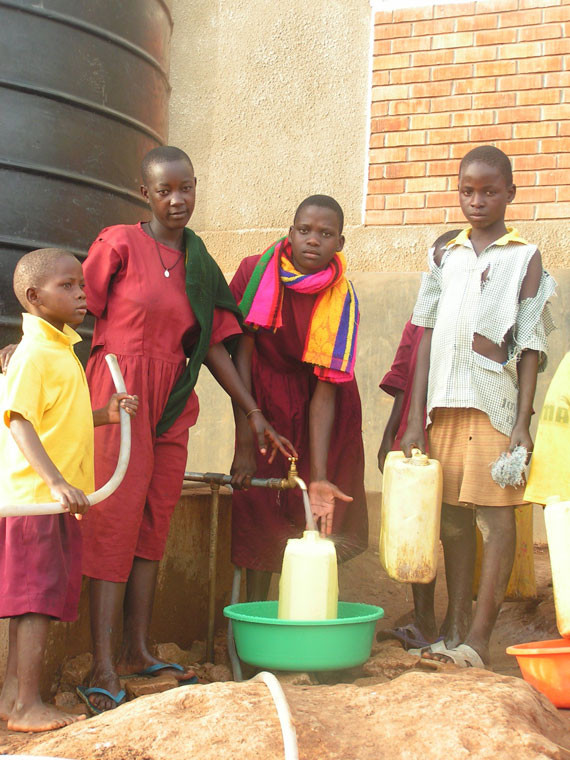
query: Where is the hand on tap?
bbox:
[246,409,298,464]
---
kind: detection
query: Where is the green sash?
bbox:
[156,228,243,436]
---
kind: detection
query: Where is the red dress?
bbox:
[82,223,241,582]
[230,256,368,573]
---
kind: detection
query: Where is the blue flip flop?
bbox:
[123,662,198,684]
[76,685,126,716]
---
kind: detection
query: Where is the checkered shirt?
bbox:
[412,228,556,437]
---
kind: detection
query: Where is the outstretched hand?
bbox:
[247,411,298,463]
[308,479,352,537]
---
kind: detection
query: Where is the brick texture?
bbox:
[367,0,570,225]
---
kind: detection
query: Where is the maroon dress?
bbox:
[82,223,241,582]
[230,256,368,573]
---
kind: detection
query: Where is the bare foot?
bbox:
[8,701,86,733]
[0,674,18,720]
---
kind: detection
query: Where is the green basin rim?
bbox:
[224,600,384,626]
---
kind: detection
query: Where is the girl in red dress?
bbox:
[230,195,368,601]
[80,146,292,713]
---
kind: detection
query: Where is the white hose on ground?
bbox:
[0,354,131,517]
[251,671,299,760]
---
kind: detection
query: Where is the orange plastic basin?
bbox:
[506,639,570,708]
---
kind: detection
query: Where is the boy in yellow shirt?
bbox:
[0,249,137,733]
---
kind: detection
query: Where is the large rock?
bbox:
[362,640,422,679]
[1,669,569,759]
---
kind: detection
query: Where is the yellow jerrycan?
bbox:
[544,497,570,638]
[278,530,338,620]
[379,449,443,583]
[473,504,536,601]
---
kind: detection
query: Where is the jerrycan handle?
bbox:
[410,448,429,466]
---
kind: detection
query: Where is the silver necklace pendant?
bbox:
[164,269,170,278]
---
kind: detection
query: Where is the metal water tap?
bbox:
[281,457,308,493]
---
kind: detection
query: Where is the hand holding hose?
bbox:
[0,354,132,518]
[49,479,90,520]
[94,392,139,425]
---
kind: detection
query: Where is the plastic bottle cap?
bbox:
[303,530,320,541]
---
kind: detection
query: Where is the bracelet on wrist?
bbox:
[246,408,262,419]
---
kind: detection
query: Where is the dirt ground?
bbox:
[345,545,559,672]
[1,544,568,750]
[338,544,570,731]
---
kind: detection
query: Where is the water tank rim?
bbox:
[0,78,165,145]
[0,0,172,88]
[0,159,148,207]
[0,235,87,258]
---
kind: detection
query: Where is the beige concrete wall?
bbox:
[169,0,570,272]
[168,0,372,265]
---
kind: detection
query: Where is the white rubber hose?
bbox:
[250,671,299,760]
[0,354,131,517]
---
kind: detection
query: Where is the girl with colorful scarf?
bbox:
[230,195,368,601]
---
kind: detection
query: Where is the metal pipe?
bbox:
[228,567,243,681]
[0,354,131,517]
[184,471,289,490]
[206,483,220,663]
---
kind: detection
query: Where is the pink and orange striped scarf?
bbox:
[239,237,359,382]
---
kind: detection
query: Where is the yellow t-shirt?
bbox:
[0,314,94,505]
[525,352,570,505]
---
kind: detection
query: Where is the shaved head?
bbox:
[459,145,513,186]
[13,248,78,309]
[141,145,193,184]
[294,195,344,234]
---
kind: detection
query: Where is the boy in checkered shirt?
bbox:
[401,146,555,668]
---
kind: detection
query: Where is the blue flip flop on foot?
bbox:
[124,662,198,684]
[76,685,126,716]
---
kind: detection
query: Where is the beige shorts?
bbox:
[428,407,526,508]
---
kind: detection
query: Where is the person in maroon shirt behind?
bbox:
[377,230,460,650]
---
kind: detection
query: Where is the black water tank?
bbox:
[0,0,172,358]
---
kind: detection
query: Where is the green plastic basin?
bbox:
[224,601,384,671]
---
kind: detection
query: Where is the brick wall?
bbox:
[367,0,570,226]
